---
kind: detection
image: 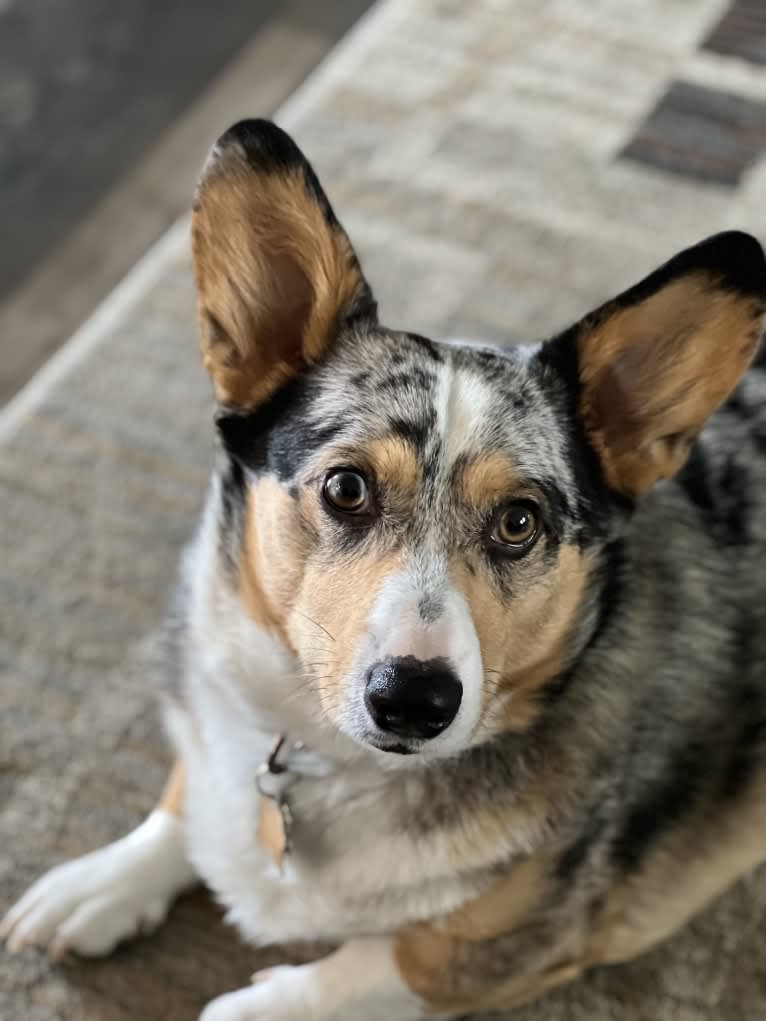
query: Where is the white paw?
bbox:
[200,966,320,1021]
[1,810,196,959]
[199,941,428,1021]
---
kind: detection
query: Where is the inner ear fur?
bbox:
[573,232,766,496]
[191,119,375,409]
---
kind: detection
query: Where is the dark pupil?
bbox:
[505,508,530,536]
[331,473,364,507]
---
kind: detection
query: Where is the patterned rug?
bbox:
[2,1,766,1018]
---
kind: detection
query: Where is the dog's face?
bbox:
[192,120,765,760]
[218,329,601,758]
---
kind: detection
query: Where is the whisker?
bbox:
[482,676,506,698]
[293,609,336,643]
[282,670,339,707]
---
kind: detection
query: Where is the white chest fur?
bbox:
[169,675,484,947]
[169,503,493,947]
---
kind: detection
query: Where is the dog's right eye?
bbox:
[322,469,372,517]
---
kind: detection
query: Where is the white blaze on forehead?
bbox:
[434,360,494,466]
[365,568,484,750]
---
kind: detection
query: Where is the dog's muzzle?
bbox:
[364,656,463,742]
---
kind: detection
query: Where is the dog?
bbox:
[3,119,766,1021]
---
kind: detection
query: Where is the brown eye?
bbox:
[491,503,540,553]
[323,470,370,515]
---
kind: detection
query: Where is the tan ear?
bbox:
[191,119,375,408]
[575,232,766,496]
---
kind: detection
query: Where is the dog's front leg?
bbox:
[199,938,432,1021]
[1,760,196,959]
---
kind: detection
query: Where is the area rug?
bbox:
[2,0,766,1018]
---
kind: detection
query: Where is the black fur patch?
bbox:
[611,733,709,874]
[217,377,344,481]
[585,539,626,653]
[534,328,630,540]
[718,456,751,546]
[218,455,248,570]
[403,332,444,363]
[721,614,766,800]
[677,445,751,546]
[217,119,340,232]
[535,479,571,548]
[378,368,437,395]
[720,687,766,801]
[555,813,607,883]
[388,410,437,454]
[677,443,715,516]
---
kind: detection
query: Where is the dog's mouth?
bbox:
[363,734,419,756]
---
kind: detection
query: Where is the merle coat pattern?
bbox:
[3,120,766,1021]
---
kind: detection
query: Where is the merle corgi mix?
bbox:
[3,120,766,1021]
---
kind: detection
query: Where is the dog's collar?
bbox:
[256,733,293,791]
[255,734,322,870]
[255,734,294,869]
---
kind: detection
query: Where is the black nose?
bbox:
[364,656,463,741]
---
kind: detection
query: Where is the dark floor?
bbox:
[0,0,373,404]
[0,0,271,301]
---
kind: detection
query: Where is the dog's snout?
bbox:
[364,656,462,741]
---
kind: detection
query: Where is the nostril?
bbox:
[377,708,407,730]
[364,656,462,741]
[427,682,463,722]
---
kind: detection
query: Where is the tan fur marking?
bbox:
[237,469,403,724]
[157,761,185,818]
[400,930,579,1019]
[192,157,365,408]
[240,478,305,652]
[395,856,555,1014]
[460,452,521,508]
[579,275,763,494]
[364,436,420,496]
[451,545,589,734]
[395,923,454,1006]
[441,855,549,941]
[287,549,403,716]
[471,961,583,1015]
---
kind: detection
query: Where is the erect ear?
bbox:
[191,119,376,408]
[554,231,766,497]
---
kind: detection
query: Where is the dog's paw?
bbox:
[1,810,196,959]
[199,949,427,1021]
[200,967,320,1021]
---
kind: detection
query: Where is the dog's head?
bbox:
[191,119,766,761]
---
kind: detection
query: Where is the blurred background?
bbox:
[2,2,766,1020]
[0,0,373,404]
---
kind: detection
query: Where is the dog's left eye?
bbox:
[323,469,372,516]
[490,502,540,555]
